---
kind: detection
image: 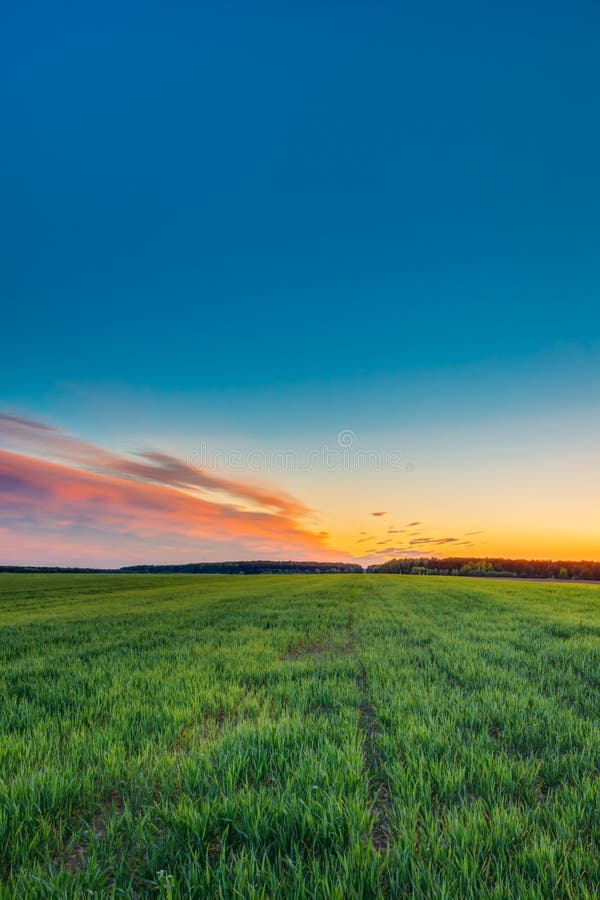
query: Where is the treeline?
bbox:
[120,561,363,574]
[367,556,600,580]
[0,561,362,575]
[2,557,599,579]
[0,565,111,573]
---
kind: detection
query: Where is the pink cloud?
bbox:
[0,413,307,517]
[0,412,344,567]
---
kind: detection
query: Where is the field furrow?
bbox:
[0,574,598,897]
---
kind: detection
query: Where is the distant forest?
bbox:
[120,561,363,575]
[366,557,600,580]
[1,557,600,579]
[0,561,362,575]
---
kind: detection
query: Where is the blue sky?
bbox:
[3,1,600,395]
[1,2,600,564]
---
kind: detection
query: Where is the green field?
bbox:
[0,574,599,898]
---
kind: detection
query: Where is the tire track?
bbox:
[356,663,391,854]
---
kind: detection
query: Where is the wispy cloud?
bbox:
[409,536,460,546]
[371,511,387,517]
[0,413,307,517]
[0,412,338,567]
[373,547,429,557]
[0,413,60,433]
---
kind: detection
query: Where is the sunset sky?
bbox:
[2,2,600,566]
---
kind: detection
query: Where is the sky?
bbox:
[2,1,600,566]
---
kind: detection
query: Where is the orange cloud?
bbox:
[0,412,341,566]
[0,413,307,518]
